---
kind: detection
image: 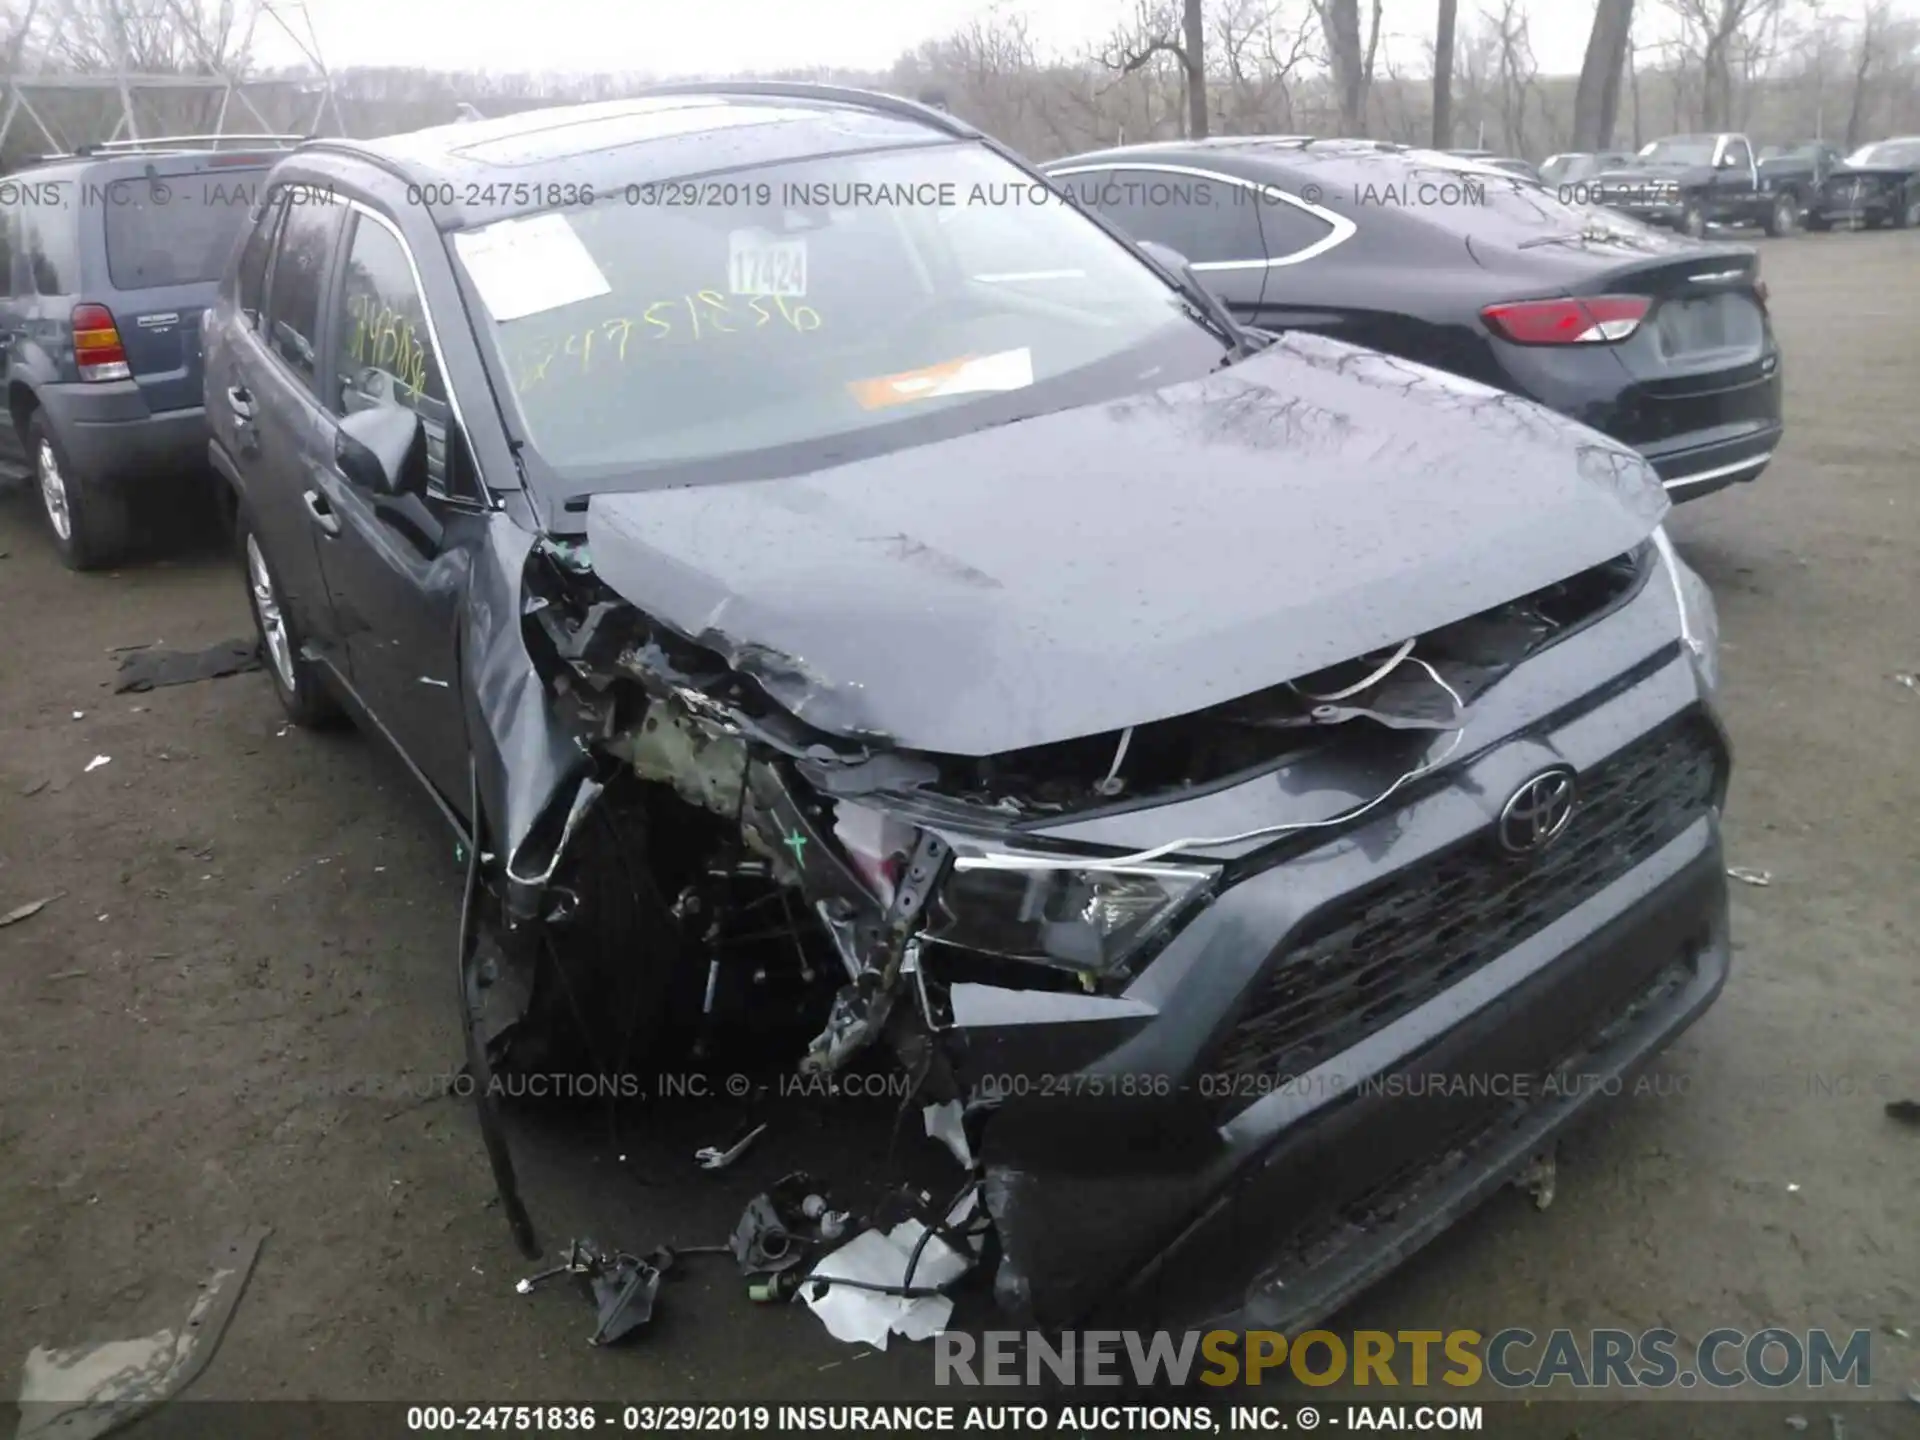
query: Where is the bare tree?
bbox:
[1100,0,1210,139]
[1432,0,1458,147]
[1843,0,1895,147]
[1489,0,1538,156]
[1663,0,1783,130]
[1311,0,1384,134]
[1573,0,1634,149]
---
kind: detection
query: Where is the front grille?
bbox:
[1210,713,1723,1092]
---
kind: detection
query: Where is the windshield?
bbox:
[1847,140,1920,167]
[453,141,1225,490]
[1638,138,1717,165]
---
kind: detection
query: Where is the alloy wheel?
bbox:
[36,439,70,542]
[247,533,298,694]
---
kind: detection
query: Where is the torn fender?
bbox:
[459,516,596,916]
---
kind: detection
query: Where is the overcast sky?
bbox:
[254,0,1634,83]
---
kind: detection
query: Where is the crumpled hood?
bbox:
[585,332,1668,757]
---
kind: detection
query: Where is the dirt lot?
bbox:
[0,231,1916,1426]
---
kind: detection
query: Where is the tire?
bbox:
[28,411,129,571]
[1764,194,1797,237]
[1900,195,1920,230]
[235,511,345,729]
[1680,200,1707,238]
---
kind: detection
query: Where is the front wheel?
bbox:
[1764,194,1797,237]
[1900,195,1920,229]
[237,514,345,729]
[1680,200,1707,238]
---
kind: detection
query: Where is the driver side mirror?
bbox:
[336,402,427,499]
[1716,153,1740,169]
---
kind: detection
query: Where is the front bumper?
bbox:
[952,603,1730,1331]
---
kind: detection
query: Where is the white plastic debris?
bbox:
[801,1190,980,1350]
[71,711,84,720]
[1727,866,1772,887]
[923,1100,974,1169]
[83,755,111,773]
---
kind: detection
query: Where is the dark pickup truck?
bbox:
[1586,134,1802,238]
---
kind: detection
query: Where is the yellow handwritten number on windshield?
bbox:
[512,292,822,392]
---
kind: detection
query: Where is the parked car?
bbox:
[1756,140,1845,224]
[1043,138,1782,500]
[1,134,303,567]
[1540,150,1635,189]
[1586,133,1800,237]
[209,85,1730,1333]
[1810,136,1920,229]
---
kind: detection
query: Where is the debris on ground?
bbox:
[113,639,263,694]
[1893,672,1918,694]
[1885,1099,1920,1127]
[923,1100,974,1169]
[0,893,63,928]
[694,1120,767,1171]
[20,778,49,796]
[83,756,110,774]
[730,1173,831,1274]
[1517,1148,1557,1210]
[13,1225,268,1440]
[1727,866,1773,887]
[513,1238,674,1347]
[1784,1417,1807,1431]
[800,1187,984,1350]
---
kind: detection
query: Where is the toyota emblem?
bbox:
[1498,767,1578,855]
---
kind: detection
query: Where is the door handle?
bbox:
[303,489,341,536]
[226,385,254,421]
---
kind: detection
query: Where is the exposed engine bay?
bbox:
[459,532,1655,1321]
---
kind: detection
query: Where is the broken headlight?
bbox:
[924,863,1214,978]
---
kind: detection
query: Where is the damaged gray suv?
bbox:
[205,84,1732,1334]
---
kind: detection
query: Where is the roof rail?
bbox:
[619,80,978,141]
[49,132,309,160]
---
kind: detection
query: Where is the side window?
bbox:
[232,191,285,328]
[22,193,74,296]
[262,190,339,387]
[1064,168,1267,266]
[1724,139,1752,172]
[1252,194,1337,262]
[330,212,471,497]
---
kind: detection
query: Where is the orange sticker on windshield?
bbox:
[848,356,980,410]
[847,348,1035,410]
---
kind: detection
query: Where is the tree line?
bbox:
[3,0,1917,174]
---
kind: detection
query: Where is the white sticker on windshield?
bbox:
[728,231,808,298]
[453,214,611,322]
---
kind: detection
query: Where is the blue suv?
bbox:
[1,135,300,568]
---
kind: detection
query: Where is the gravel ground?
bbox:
[0,229,1915,1431]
